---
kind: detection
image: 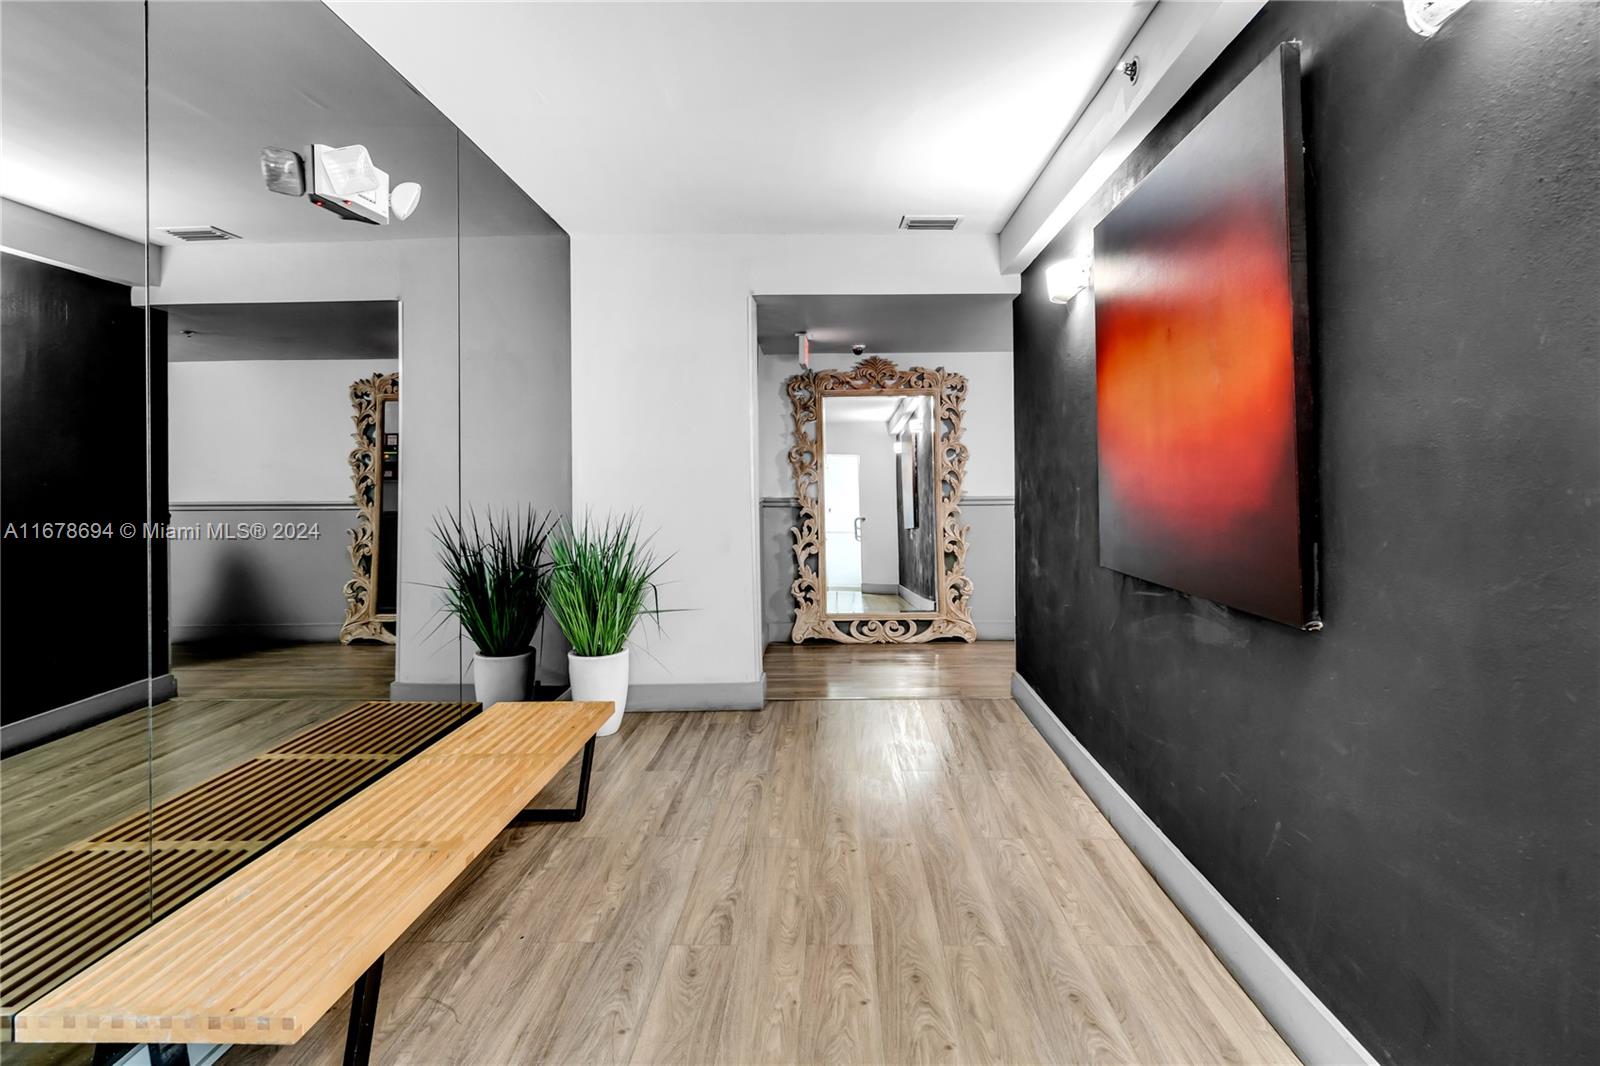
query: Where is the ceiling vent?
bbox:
[899,214,963,232]
[162,225,240,243]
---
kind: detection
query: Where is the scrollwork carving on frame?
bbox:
[786,356,976,644]
[340,371,398,644]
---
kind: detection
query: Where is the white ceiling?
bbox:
[331,1,1153,236]
[1,1,558,247]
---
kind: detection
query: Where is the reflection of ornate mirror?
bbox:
[787,356,976,643]
[340,372,398,643]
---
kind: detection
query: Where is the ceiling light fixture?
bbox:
[390,182,422,221]
[1045,258,1092,304]
[1403,0,1471,37]
[318,144,380,197]
[260,147,305,197]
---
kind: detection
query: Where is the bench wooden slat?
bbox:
[12,700,612,1046]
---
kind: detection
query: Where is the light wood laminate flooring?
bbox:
[221,641,1296,1065]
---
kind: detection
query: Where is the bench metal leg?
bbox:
[344,954,384,1066]
[90,1045,188,1066]
[513,735,596,824]
[151,1046,190,1066]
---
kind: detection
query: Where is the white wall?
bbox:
[169,358,397,503]
[820,419,898,587]
[571,233,1016,696]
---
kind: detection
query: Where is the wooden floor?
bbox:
[764,639,1015,700]
[1,643,396,877]
[223,641,1296,1066]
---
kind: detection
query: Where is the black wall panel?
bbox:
[2,253,166,726]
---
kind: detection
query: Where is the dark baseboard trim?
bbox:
[1,673,179,757]
[172,623,343,643]
[1010,672,1376,1066]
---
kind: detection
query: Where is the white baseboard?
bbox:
[626,676,766,711]
[1010,672,1377,1066]
[897,584,936,612]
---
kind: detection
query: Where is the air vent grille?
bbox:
[162,225,240,243]
[899,215,963,232]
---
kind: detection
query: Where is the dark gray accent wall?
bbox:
[1,253,168,728]
[1012,4,1598,1065]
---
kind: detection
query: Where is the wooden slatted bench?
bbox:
[12,700,612,1066]
[0,700,474,1040]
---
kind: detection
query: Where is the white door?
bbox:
[824,453,863,590]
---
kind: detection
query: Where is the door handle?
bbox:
[853,516,865,541]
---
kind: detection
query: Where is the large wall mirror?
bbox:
[787,355,977,643]
[0,3,568,1060]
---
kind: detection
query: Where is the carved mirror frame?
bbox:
[786,356,976,643]
[340,372,398,644]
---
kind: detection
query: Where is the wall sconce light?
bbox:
[1403,0,1471,37]
[1045,258,1092,304]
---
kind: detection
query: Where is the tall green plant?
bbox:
[547,514,670,658]
[432,507,556,657]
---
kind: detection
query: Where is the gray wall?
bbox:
[1012,3,1598,1064]
[168,503,357,644]
[761,496,1015,643]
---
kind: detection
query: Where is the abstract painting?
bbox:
[1093,44,1317,628]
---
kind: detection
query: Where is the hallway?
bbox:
[226,642,1294,1065]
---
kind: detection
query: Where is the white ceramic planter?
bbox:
[568,649,629,736]
[472,650,532,707]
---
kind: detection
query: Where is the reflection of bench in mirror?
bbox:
[0,699,474,1039]
[13,701,613,1066]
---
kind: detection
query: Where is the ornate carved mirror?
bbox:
[786,355,976,643]
[340,371,398,643]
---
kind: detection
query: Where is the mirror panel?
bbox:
[0,1,156,1058]
[0,3,571,1045]
[820,394,937,614]
[144,0,464,923]
[456,134,572,693]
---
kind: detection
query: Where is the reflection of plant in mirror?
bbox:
[432,508,556,657]
[547,514,671,658]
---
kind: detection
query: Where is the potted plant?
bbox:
[546,514,669,736]
[433,508,556,706]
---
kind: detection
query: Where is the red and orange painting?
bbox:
[1094,45,1316,628]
